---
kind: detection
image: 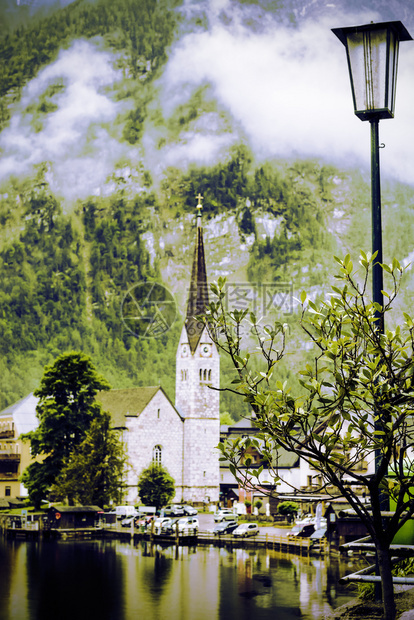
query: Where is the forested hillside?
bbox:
[1,0,414,417]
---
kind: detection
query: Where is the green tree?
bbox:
[220,411,234,425]
[137,464,175,511]
[21,351,111,508]
[277,501,299,519]
[49,411,127,507]
[206,253,414,620]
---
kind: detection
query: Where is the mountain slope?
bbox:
[1,0,414,417]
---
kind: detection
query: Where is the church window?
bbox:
[157,409,160,419]
[199,368,202,380]
[203,369,207,381]
[208,369,211,381]
[153,445,162,466]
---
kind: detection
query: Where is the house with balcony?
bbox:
[0,393,39,500]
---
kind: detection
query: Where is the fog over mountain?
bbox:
[0,0,413,206]
[159,0,414,181]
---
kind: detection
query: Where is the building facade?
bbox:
[175,202,220,503]
[0,200,220,506]
[0,393,39,499]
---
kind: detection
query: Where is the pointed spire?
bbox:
[185,194,209,353]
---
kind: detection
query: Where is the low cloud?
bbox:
[1,1,413,205]
[0,38,133,201]
[158,1,414,185]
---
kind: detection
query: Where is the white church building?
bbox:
[98,202,221,504]
[0,200,221,506]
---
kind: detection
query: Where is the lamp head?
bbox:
[332,21,412,121]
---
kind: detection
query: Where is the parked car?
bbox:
[233,523,260,537]
[295,514,314,525]
[153,517,174,534]
[182,505,198,516]
[310,527,327,541]
[287,523,315,537]
[212,520,239,535]
[115,506,138,519]
[163,505,185,516]
[295,515,327,528]
[176,516,199,534]
[214,509,237,522]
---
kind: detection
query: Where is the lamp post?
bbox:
[332,21,412,332]
[332,21,412,514]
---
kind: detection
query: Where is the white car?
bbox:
[153,517,173,534]
[233,523,260,537]
[177,516,199,534]
[183,505,198,516]
[214,509,237,522]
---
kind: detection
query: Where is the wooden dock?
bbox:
[0,522,328,555]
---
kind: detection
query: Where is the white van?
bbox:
[115,506,137,519]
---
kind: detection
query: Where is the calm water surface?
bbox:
[0,539,365,620]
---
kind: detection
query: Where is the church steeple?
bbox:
[185,194,209,354]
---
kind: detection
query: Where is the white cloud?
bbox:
[0,39,131,201]
[159,4,414,185]
[1,1,413,203]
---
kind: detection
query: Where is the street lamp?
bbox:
[332,21,412,333]
[332,20,412,527]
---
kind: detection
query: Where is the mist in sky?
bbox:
[0,0,413,205]
[156,0,414,185]
[0,39,137,201]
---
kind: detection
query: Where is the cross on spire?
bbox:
[196,193,203,226]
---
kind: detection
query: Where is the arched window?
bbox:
[203,369,207,381]
[153,445,162,466]
[208,369,211,381]
[199,368,203,380]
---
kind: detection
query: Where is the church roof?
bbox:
[185,198,210,354]
[96,386,172,428]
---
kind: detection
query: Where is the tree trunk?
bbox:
[376,542,396,620]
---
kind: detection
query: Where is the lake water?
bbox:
[0,538,364,620]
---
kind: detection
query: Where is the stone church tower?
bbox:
[175,197,220,504]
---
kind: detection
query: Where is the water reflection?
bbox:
[0,539,364,620]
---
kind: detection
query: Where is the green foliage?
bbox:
[277,501,300,516]
[50,411,127,507]
[0,0,178,127]
[207,254,414,620]
[220,411,235,425]
[247,161,336,282]
[20,461,50,512]
[357,582,375,601]
[137,464,175,510]
[21,351,111,507]
[0,180,87,359]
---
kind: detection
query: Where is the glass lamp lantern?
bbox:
[332,21,412,120]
